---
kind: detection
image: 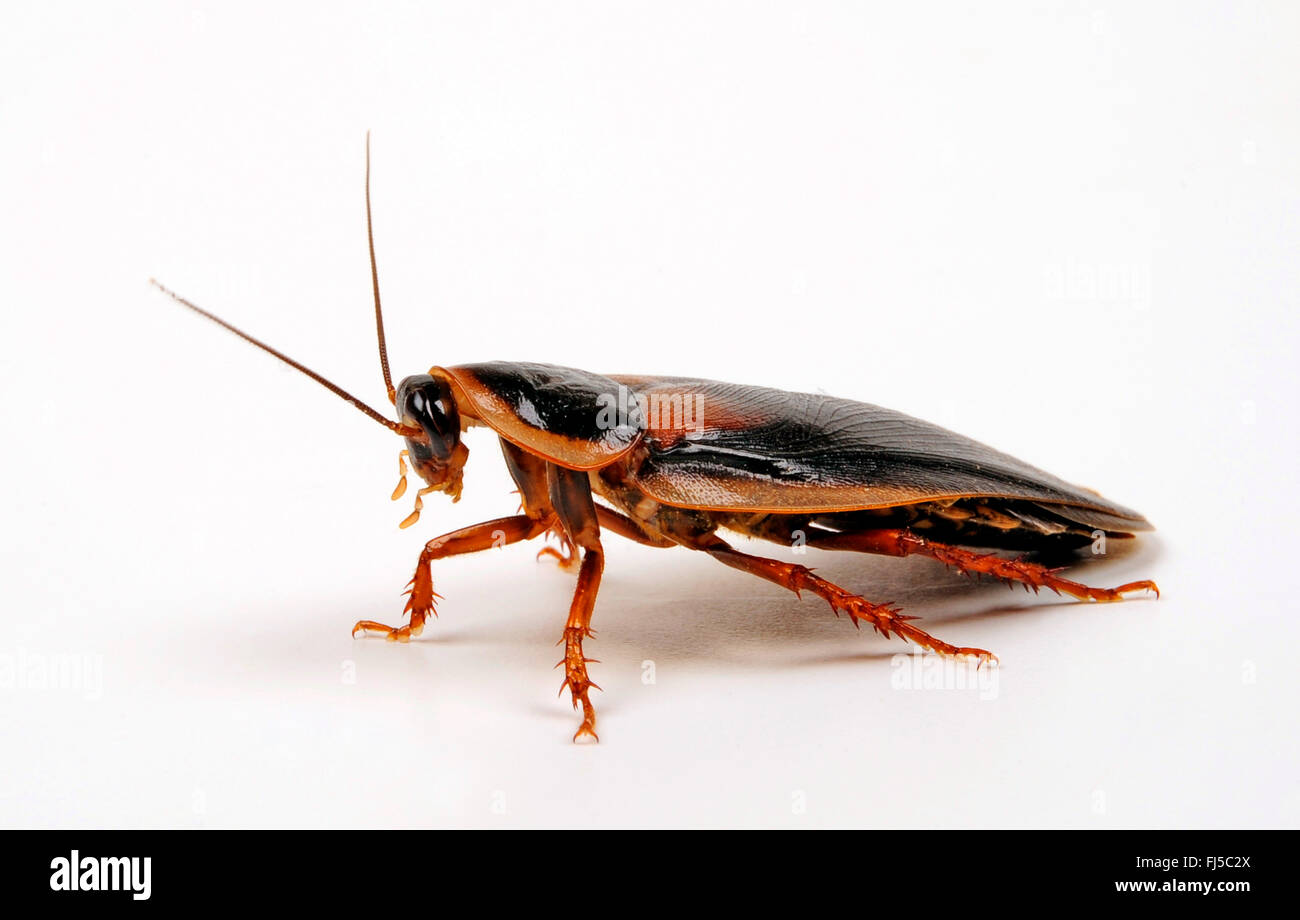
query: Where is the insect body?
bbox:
[154,140,1158,742]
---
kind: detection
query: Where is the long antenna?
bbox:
[366,131,396,405]
[149,278,422,438]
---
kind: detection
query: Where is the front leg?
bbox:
[352,514,552,642]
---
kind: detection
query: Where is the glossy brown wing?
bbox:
[609,375,1152,528]
[439,362,644,470]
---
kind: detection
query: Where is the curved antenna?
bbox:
[366,131,397,405]
[150,279,422,438]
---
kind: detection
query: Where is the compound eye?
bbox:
[415,392,443,433]
[407,382,459,460]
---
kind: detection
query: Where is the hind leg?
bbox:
[808,528,1159,601]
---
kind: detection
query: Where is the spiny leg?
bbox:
[808,528,1159,601]
[551,504,667,740]
[353,514,553,642]
[548,465,606,742]
[558,547,603,742]
[696,534,997,664]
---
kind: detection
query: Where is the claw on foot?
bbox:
[536,524,580,570]
[351,620,423,642]
[827,589,999,667]
[352,562,439,642]
[1100,579,1160,601]
[900,627,1000,668]
[913,535,1160,604]
[559,625,600,743]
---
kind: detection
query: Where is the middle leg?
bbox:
[693,534,997,664]
[548,465,606,742]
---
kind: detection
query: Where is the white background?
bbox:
[2,2,1296,828]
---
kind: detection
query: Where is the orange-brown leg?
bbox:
[809,528,1159,601]
[559,546,603,742]
[353,514,553,642]
[554,504,674,739]
[697,535,997,664]
[548,465,608,742]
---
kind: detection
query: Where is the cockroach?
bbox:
[153,137,1158,742]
